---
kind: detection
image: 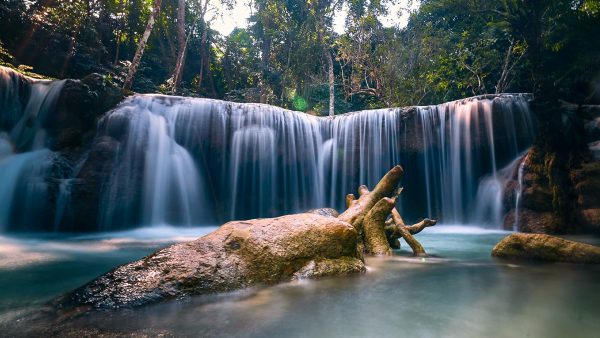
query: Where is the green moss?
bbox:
[1,63,54,80]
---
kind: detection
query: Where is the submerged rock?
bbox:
[55,213,364,310]
[492,233,600,263]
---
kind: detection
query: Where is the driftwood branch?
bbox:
[338,165,404,230]
[391,208,426,256]
[405,218,437,235]
[337,165,435,257]
[346,194,356,208]
[363,197,396,256]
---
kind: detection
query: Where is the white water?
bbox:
[0,66,536,231]
[0,150,51,230]
[513,156,527,230]
[95,94,534,228]
[471,152,528,227]
[0,68,64,231]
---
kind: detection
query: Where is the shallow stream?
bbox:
[0,225,598,337]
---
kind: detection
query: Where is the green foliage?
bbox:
[0,0,598,112]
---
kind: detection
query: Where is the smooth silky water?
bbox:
[0,226,599,337]
[1,68,598,336]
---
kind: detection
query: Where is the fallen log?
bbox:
[55,214,365,310]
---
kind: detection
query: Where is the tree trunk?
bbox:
[113,0,125,65]
[196,0,210,94]
[260,36,271,103]
[123,0,162,91]
[495,39,514,94]
[171,0,186,94]
[203,49,218,97]
[325,47,335,116]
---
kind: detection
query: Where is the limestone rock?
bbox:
[55,213,364,310]
[492,233,600,263]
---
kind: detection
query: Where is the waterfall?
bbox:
[417,98,535,223]
[513,155,527,231]
[0,68,536,231]
[0,68,65,230]
[230,125,277,219]
[91,94,535,229]
[99,97,209,228]
[471,153,527,227]
[0,150,51,229]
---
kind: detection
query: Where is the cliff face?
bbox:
[503,104,600,234]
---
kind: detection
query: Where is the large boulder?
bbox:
[492,233,600,263]
[55,213,364,310]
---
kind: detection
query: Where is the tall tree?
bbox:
[171,0,187,93]
[123,0,162,91]
[195,0,215,96]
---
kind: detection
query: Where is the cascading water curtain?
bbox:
[0,67,536,232]
[95,94,534,229]
[0,68,65,231]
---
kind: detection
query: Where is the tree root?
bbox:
[337,165,436,257]
[338,165,404,231]
[363,197,396,256]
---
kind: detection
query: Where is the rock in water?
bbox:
[492,233,600,263]
[55,213,364,310]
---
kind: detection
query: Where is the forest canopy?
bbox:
[1,0,599,115]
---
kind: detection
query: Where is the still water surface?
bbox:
[0,225,598,337]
